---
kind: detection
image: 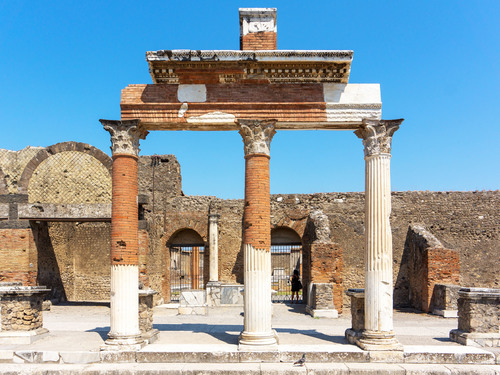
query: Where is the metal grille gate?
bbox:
[271,244,302,303]
[169,245,205,302]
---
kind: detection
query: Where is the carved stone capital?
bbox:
[238,119,277,156]
[209,214,220,224]
[355,119,403,157]
[100,119,149,157]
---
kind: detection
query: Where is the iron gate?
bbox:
[169,245,205,302]
[271,244,302,303]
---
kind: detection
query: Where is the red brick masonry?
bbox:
[243,154,271,251]
[111,154,139,266]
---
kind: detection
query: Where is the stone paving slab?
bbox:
[0,303,498,369]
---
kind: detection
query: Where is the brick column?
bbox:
[100,119,148,351]
[238,119,278,348]
[354,118,403,351]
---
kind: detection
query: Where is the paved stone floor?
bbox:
[0,303,499,374]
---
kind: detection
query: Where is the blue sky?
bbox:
[1,1,499,198]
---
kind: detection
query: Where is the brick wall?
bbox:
[241,31,277,50]
[0,228,36,285]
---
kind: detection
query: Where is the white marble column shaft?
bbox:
[355,118,403,350]
[208,214,220,282]
[239,244,275,345]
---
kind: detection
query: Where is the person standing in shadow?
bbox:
[290,269,302,304]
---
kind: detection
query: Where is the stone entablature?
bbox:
[147,50,352,84]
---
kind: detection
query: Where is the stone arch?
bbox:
[165,228,207,302]
[271,226,302,245]
[167,228,205,246]
[0,167,8,195]
[270,226,303,302]
[18,142,113,204]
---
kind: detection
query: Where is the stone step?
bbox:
[0,345,497,365]
[0,362,499,374]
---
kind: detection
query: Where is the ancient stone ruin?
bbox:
[0,8,499,354]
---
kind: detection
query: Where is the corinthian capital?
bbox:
[100,119,149,157]
[355,119,403,157]
[238,119,277,156]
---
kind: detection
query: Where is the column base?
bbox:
[355,330,403,351]
[100,333,146,351]
[238,329,279,349]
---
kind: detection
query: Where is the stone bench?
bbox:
[450,287,500,347]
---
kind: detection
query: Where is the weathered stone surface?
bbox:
[433,284,461,317]
[0,204,8,220]
[17,203,111,221]
[0,289,48,331]
[457,288,500,333]
[0,147,44,194]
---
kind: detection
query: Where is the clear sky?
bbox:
[1,1,499,199]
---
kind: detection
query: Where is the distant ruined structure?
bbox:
[0,9,498,351]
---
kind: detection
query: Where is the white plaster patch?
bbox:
[177,84,207,103]
[178,103,188,118]
[323,83,381,104]
[186,112,236,124]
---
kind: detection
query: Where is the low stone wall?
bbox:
[431,284,461,317]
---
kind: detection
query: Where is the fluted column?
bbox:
[100,119,148,351]
[238,119,278,348]
[208,214,220,282]
[354,118,403,351]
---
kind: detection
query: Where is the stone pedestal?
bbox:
[0,283,50,344]
[450,287,500,347]
[139,289,159,344]
[432,284,461,318]
[345,288,365,345]
[101,119,148,351]
[354,119,403,351]
[238,120,278,349]
[306,283,338,318]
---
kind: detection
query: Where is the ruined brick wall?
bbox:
[138,155,182,214]
[405,224,459,312]
[0,147,44,194]
[160,191,499,308]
